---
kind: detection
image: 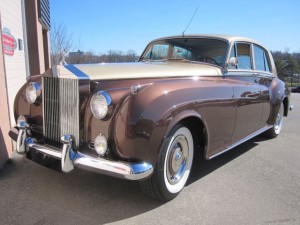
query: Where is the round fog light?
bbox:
[94,134,108,156]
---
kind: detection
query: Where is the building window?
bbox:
[38,0,50,30]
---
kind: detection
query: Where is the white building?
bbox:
[0,0,50,168]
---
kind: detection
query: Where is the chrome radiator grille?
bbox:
[43,77,80,147]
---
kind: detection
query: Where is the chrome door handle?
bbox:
[246,92,260,99]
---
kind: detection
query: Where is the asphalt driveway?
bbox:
[1,94,300,225]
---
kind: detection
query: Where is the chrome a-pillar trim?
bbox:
[27,135,153,180]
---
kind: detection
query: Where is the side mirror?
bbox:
[228,57,238,67]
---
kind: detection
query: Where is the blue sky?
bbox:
[50,0,300,55]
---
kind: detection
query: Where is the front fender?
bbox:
[113,78,209,166]
[13,75,43,126]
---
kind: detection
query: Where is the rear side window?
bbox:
[236,43,252,69]
[253,45,271,72]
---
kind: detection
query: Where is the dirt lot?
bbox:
[0,94,299,225]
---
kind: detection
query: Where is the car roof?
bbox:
[151,34,264,46]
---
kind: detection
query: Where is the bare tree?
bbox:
[50,22,73,66]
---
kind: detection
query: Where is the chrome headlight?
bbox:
[26,82,41,104]
[90,91,112,119]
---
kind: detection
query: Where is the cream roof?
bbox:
[151,34,264,47]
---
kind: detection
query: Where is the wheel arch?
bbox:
[164,110,207,159]
[268,78,290,124]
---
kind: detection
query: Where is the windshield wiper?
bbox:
[141,59,168,62]
[140,59,151,62]
[141,58,190,62]
[166,58,190,62]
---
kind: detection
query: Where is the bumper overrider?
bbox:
[10,116,153,180]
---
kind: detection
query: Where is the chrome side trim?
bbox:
[209,125,272,160]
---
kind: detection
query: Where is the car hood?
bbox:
[51,62,222,80]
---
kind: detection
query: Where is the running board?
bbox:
[209,125,272,160]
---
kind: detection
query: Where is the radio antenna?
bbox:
[182,7,199,36]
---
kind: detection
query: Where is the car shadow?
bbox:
[187,135,266,185]
[0,135,266,224]
[0,154,163,224]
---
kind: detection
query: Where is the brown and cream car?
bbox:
[9,35,292,200]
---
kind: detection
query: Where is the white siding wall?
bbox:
[0,0,27,125]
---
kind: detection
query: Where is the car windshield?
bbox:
[140,38,228,67]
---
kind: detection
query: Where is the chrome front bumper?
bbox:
[11,120,153,181]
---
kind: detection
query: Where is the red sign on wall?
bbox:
[2,28,17,56]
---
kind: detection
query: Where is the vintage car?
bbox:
[9,35,293,200]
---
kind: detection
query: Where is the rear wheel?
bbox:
[264,102,284,138]
[140,124,194,201]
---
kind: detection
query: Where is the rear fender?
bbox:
[268,78,290,124]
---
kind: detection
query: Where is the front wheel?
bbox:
[140,124,194,201]
[264,102,284,138]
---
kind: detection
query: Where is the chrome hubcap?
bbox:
[167,135,188,185]
[274,113,282,130]
[171,147,184,173]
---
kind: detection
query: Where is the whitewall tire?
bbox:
[140,124,194,200]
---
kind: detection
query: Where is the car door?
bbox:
[252,44,274,127]
[226,42,262,144]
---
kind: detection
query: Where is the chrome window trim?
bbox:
[225,41,276,77]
